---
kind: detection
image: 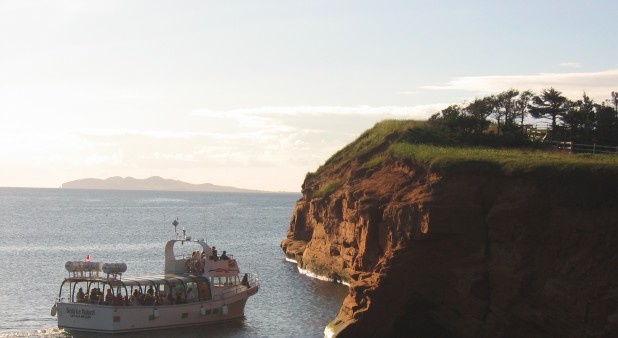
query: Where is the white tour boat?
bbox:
[51,222,259,333]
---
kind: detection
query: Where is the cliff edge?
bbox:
[281,120,618,337]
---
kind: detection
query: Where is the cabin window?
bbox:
[198,281,211,301]
[158,283,172,305]
[211,277,232,286]
[185,282,198,302]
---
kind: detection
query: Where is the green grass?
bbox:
[306,119,618,184]
[391,143,618,174]
[358,153,387,171]
[314,181,341,198]
[306,120,425,181]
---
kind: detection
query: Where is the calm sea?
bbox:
[0,188,347,338]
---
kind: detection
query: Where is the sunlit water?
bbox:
[0,188,347,338]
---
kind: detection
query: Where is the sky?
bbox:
[1,0,617,192]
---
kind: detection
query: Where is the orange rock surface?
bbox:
[282,157,618,337]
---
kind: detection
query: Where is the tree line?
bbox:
[428,88,618,146]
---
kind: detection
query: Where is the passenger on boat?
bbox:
[175,291,184,304]
[131,289,141,306]
[185,253,205,273]
[76,288,85,303]
[89,289,98,304]
[154,291,161,305]
[241,273,249,288]
[194,258,203,273]
[114,291,123,306]
[220,251,229,260]
[185,257,193,272]
[105,289,113,305]
[186,288,196,302]
[144,292,154,306]
[210,246,218,261]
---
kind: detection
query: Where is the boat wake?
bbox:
[297,266,350,286]
[0,328,66,337]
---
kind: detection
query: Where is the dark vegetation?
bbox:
[306,89,618,183]
[428,88,618,146]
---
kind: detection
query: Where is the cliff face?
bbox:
[281,157,618,337]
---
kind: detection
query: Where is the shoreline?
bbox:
[284,257,350,286]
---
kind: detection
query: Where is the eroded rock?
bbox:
[282,158,618,337]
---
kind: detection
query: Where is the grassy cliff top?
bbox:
[307,120,618,182]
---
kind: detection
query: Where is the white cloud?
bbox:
[0,104,447,190]
[82,129,211,139]
[560,62,582,68]
[192,104,444,119]
[423,68,618,102]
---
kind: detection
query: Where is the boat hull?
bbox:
[57,292,251,333]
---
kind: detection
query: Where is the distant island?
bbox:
[62,176,266,193]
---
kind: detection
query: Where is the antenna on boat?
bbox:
[202,212,207,242]
[172,218,179,239]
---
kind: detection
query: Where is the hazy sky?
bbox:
[1,0,617,192]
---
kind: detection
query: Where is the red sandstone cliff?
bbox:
[281,154,618,337]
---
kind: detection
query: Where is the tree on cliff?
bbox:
[563,93,596,143]
[463,97,493,134]
[529,88,570,141]
[490,89,521,135]
[428,88,618,147]
[429,102,489,137]
[514,90,534,128]
[595,104,618,145]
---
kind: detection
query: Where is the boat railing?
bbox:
[213,273,259,301]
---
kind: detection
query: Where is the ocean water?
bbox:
[0,188,348,338]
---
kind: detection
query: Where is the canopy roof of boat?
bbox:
[62,274,210,288]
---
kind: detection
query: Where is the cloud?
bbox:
[181,104,445,169]
[423,68,618,102]
[1,104,449,190]
[190,104,447,152]
[192,104,444,119]
[82,129,212,139]
[560,62,582,68]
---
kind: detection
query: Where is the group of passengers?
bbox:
[185,246,231,273]
[212,246,230,261]
[185,250,206,273]
[74,285,199,306]
[75,287,126,306]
